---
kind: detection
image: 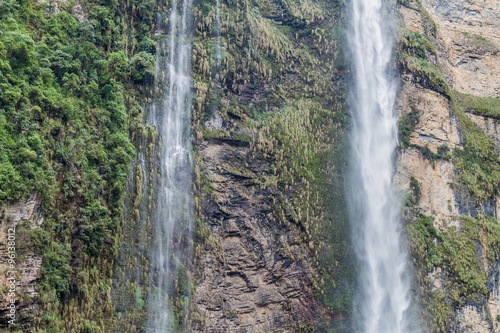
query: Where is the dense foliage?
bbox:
[0,0,155,330]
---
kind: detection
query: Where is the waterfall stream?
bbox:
[146,0,194,331]
[348,0,411,332]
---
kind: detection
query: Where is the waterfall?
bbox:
[347,0,411,332]
[146,0,194,331]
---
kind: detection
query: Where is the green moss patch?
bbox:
[398,53,451,98]
[452,99,500,201]
[408,213,500,332]
[454,91,500,120]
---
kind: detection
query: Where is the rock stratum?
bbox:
[396,0,500,332]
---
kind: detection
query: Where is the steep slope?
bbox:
[0,0,154,330]
[189,0,355,331]
[395,0,500,331]
[7,0,500,331]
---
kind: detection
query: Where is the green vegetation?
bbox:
[437,144,450,158]
[0,0,154,330]
[454,91,500,119]
[400,29,436,59]
[397,7,500,202]
[397,104,450,167]
[452,92,500,201]
[406,176,421,206]
[250,98,354,326]
[451,99,500,201]
[463,32,499,54]
[398,4,500,331]
[417,2,437,36]
[415,144,450,165]
[398,106,420,147]
[191,0,353,329]
[408,213,500,332]
[397,17,448,98]
[398,53,451,98]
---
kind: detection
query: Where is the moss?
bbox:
[398,52,451,98]
[398,106,420,148]
[408,214,492,331]
[454,91,500,120]
[451,100,500,201]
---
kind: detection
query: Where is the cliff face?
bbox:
[192,139,319,331]
[0,194,43,331]
[189,0,354,331]
[189,0,500,331]
[3,0,499,331]
[110,0,356,330]
[0,0,150,331]
[395,0,500,331]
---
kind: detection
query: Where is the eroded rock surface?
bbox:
[0,194,43,329]
[397,0,500,331]
[192,139,322,332]
[422,0,500,97]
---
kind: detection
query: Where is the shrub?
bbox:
[130,51,155,83]
[398,106,420,147]
[399,53,451,98]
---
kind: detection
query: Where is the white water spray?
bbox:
[348,0,411,332]
[146,0,193,331]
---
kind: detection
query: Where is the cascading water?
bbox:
[347,0,411,332]
[146,0,194,331]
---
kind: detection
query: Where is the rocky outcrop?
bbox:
[191,138,323,332]
[0,194,43,330]
[421,0,500,97]
[34,0,87,22]
[396,0,500,331]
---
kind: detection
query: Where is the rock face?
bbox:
[34,0,87,22]
[396,0,500,331]
[190,0,500,330]
[7,0,499,331]
[189,0,353,331]
[0,194,43,330]
[422,0,500,97]
[191,139,322,332]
